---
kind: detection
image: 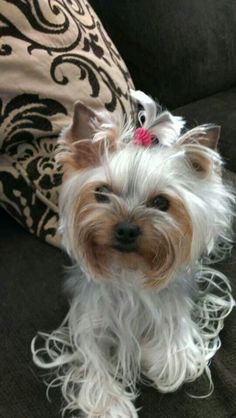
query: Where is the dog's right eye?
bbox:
[148,194,170,211]
[95,185,111,203]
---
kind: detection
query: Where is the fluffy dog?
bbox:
[32,90,235,418]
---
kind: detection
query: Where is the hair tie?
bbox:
[133,127,159,147]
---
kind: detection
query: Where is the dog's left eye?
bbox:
[148,195,170,211]
[95,185,112,203]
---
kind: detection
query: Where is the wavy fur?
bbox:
[32,91,235,418]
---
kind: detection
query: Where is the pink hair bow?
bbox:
[133,127,159,147]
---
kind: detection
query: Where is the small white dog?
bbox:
[32,91,235,418]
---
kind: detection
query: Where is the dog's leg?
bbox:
[71,364,138,418]
[78,370,138,418]
[32,304,139,417]
[140,300,208,393]
[55,303,139,418]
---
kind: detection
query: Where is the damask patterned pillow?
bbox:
[0,0,134,246]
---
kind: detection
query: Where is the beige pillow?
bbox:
[0,0,134,246]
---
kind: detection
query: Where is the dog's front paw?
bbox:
[103,398,138,418]
[83,397,138,418]
[75,375,138,418]
[141,334,208,393]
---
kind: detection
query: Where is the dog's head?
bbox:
[57,91,232,288]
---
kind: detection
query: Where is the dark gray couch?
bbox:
[1,1,236,417]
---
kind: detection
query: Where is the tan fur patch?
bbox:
[138,193,192,288]
[71,184,193,287]
[72,182,126,278]
[185,147,212,177]
[57,128,117,177]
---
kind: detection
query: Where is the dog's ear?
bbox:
[177,125,221,177]
[71,102,97,142]
[57,102,116,171]
[178,125,220,150]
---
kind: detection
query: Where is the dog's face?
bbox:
[58,92,223,288]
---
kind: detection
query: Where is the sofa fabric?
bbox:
[0,0,134,247]
[91,0,236,174]
[1,1,236,418]
[174,87,236,173]
[1,203,236,418]
[90,0,236,109]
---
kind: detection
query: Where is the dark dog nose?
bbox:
[113,221,141,252]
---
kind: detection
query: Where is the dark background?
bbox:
[91,0,236,173]
[90,0,236,109]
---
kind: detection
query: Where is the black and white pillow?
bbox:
[0,0,134,246]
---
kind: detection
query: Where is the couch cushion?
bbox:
[0,209,68,418]
[0,195,235,418]
[0,0,134,247]
[173,87,236,173]
[91,0,236,109]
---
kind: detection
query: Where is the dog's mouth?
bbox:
[112,242,138,253]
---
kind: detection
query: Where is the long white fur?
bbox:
[32,91,235,418]
[32,266,234,417]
